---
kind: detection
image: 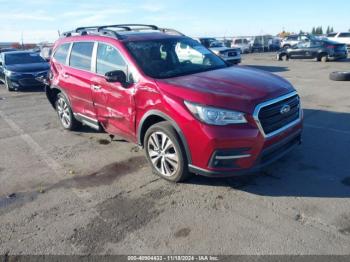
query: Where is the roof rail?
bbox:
[62,24,184,40]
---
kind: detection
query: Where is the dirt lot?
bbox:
[0,53,350,255]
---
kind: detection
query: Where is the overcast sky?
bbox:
[1,0,349,43]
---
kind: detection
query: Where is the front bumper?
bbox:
[7,72,48,89]
[224,57,241,64]
[189,129,302,177]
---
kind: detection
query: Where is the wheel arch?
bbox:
[46,85,70,109]
[137,110,192,164]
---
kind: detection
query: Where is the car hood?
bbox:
[156,66,295,113]
[210,47,239,52]
[6,62,49,73]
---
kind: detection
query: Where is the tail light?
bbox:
[326,45,336,49]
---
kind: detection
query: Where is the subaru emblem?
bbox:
[280,104,291,114]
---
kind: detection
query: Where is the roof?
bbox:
[61,24,185,42]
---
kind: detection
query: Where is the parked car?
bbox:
[268,37,281,51]
[0,51,50,91]
[46,24,303,182]
[0,48,17,53]
[327,32,350,51]
[208,41,241,64]
[277,40,348,62]
[40,46,53,61]
[251,35,272,52]
[280,34,314,49]
[196,37,217,48]
[231,38,251,53]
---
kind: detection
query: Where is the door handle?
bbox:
[62,73,69,79]
[91,84,101,90]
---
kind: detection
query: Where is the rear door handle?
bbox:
[91,84,101,90]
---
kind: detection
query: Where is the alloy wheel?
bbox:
[56,97,71,128]
[147,131,179,177]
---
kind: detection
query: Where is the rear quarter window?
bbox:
[53,43,70,64]
[339,33,350,38]
[327,33,337,37]
[69,42,94,71]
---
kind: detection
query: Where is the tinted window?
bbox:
[327,33,337,37]
[69,42,94,71]
[96,43,126,75]
[53,43,70,64]
[5,52,46,65]
[287,36,298,41]
[339,33,350,38]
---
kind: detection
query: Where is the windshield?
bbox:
[125,38,228,79]
[5,52,46,65]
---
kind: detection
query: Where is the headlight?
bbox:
[4,70,19,77]
[184,101,247,125]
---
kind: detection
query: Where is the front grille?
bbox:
[220,49,238,56]
[18,78,42,87]
[227,51,237,57]
[258,94,300,135]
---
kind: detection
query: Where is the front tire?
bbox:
[5,77,15,92]
[55,93,80,130]
[144,122,190,182]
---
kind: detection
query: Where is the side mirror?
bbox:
[105,70,127,85]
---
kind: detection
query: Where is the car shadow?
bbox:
[244,65,290,73]
[186,109,350,198]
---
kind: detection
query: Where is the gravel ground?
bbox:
[0,53,350,255]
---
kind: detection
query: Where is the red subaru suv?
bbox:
[46,24,303,182]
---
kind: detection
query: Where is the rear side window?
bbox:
[69,42,94,71]
[327,33,337,37]
[96,43,126,75]
[339,33,350,38]
[310,41,322,48]
[53,43,70,64]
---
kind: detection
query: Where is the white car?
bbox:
[280,34,313,49]
[208,41,241,64]
[231,38,251,53]
[327,32,350,51]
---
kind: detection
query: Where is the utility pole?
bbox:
[21,32,24,50]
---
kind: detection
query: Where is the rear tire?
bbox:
[318,54,328,62]
[281,54,289,61]
[144,121,191,182]
[55,93,80,130]
[329,71,350,81]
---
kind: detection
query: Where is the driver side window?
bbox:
[96,43,126,75]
